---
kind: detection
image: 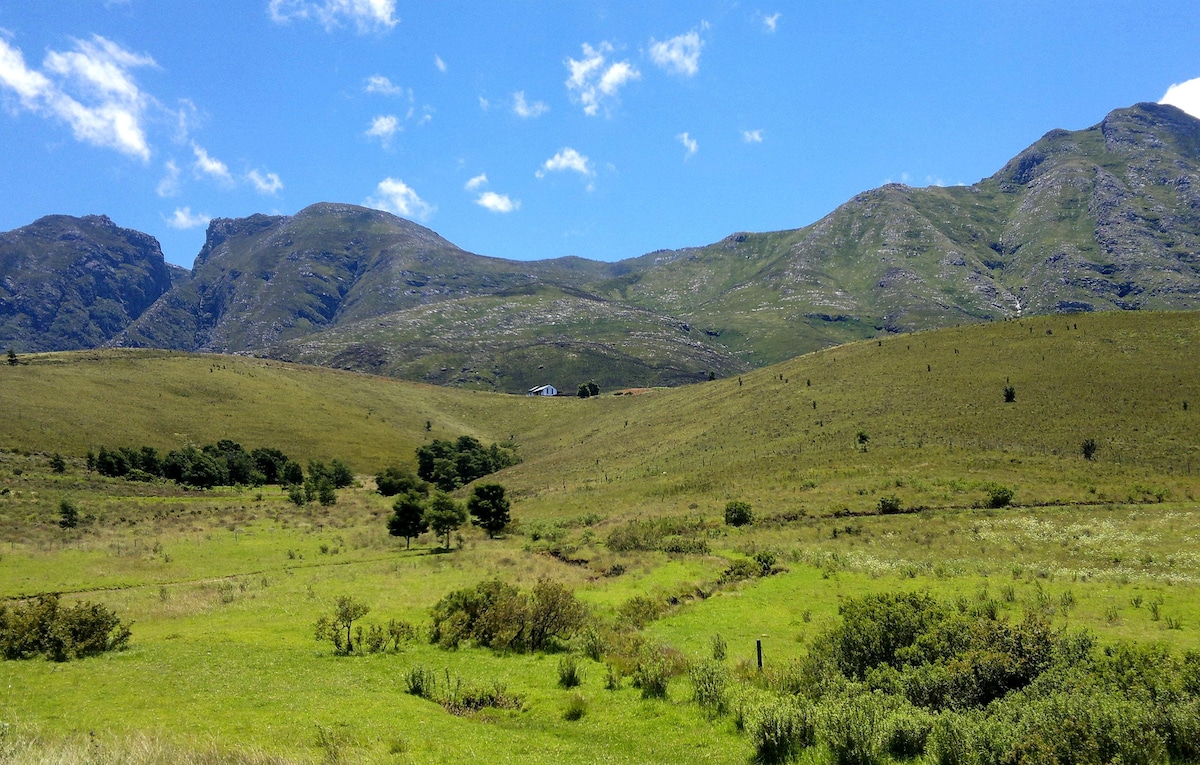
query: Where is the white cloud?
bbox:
[565,41,640,116]
[762,12,781,33]
[475,191,519,213]
[677,132,698,158]
[268,0,398,33]
[464,172,488,191]
[364,74,401,95]
[0,33,156,160]
[247,168,283,194]
[478,96,491,111]
[512,91,549,119]
[742,129,764,143]
[649,28,704,77]
[1161,78,1200,119]
[191,141,233,183]
[434,55,446,73]
[156,159,181,197]
[366,177,434,221]
[536,147,594,178]
[165,206,211,230]
[365,114,399,145]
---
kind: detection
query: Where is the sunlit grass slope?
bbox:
[3,311,1198,516]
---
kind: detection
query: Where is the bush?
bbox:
[58,499,79,529]
[1082,438,1098,461]
[49,453,66,473]
[429,577,586,652]
[689,659,728,714]
[1003,385,1016,403]
[0,594,131,661]
[877,495,902,514]
[986,484,1014,508]
[711,633,727,661]
[405,664,436,698]
[724,500,754,527]
[749,696,815,764]
[818,695,885,765]
[632,651,670,699]
[558,654,582,688]
[881,706,933,758]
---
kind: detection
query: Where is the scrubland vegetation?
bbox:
[1,311,1199,763]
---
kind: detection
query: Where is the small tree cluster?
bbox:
[0,594,131,661]
[429,577,587,652]
[88,440,321,490]
[313,595,417,655]
[577,381,600,398]
[387,486,498,550]
[416,436,520,492]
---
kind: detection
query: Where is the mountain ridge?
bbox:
[4,102,1200,390]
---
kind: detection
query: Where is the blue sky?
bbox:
[2,1,1199,268]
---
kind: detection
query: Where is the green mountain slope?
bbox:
[269,283,748,390]
[596,103,1200,364]
[0,215,174,352]
[5,103,1200,389]
[2,311,1196,518]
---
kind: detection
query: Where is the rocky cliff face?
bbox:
[0,215,174,351]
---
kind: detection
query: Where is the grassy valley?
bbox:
[1,310,1199,763]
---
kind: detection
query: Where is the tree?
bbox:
[314,595,370,655]
[1003,385,1016,403]
[376,464,427,497]
[281,460,304,485]
[388,491,428,549]
[577,383,591,398]
[425,491,467,549]
[49,453,66,474]
[724,501,753,527]
[577,381,600,398]
[1082,438,1098,461]
[329,459,354,489]
[59,498,79,529]
[6,348,16,366]
[468,483,511,538]
[316,479,337,506]
[856,431,870,452]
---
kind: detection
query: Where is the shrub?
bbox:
[58,499,79,529]
[877,495,902,514]
[0,594,131,661]
[711,633,727,661]
[818,695,885,765]
[617,594,667,629]
[689,659,729,714]
[724,500,754,527]
[405,665,436,698]
[558,654,582,688]
[881,706,934,759]
[375,464,426,497]
[632,652,670,699]
[1082,438,1098,461]
[578,626,604,661]
[429,577,586,652]
[1003,385,1016,403]
[49,453,66,473]
[314,596,370,655]
[986,484,1014,508]
[750,696,815,764]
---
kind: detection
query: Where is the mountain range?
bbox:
[3,102,1199,392]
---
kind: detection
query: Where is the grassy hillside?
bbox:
[2,311,1200,764]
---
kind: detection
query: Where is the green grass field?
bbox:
[2,311,1199,763]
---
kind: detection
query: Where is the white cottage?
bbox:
[527,384,558,396]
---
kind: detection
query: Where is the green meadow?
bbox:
[2,310,1200,763]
